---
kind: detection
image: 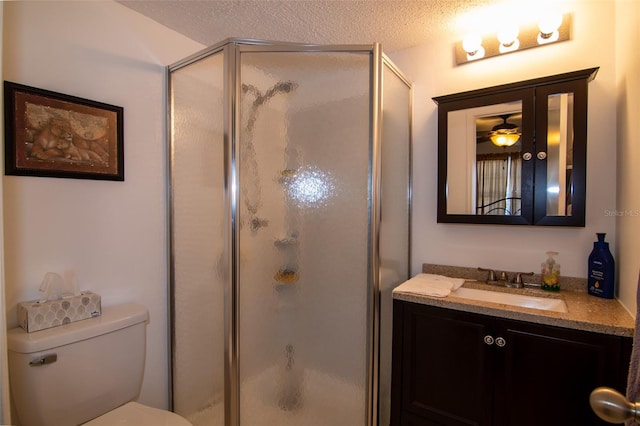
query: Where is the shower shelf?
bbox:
[276,169,297,183]
[274,268,299,284]
[274,237,299,248]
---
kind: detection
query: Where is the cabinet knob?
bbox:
[537,151,547,160]
[484,335,494,345]
[522,152,533,161]
[496,337,506,347]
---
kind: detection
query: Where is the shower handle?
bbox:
[590,387,640,423]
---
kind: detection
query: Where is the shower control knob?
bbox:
[522,152,533,161]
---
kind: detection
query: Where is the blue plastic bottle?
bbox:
[587,233,615,299]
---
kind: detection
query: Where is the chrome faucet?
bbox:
[477,267,497,284]
[478,268,534,288]
[510,272,534,288]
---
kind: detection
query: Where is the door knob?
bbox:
[590,387,640,423]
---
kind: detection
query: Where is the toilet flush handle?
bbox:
[29,353,57,367]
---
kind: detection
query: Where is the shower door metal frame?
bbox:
[376,53,414,426]
[231,41,381,426]
[370,42,383,426]
[225,41,240,426]
[168,38,413,426]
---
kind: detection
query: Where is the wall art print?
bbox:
[4,81,124,181]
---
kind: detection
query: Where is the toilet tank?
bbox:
[7,303,149,426]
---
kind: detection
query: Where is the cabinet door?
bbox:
[494,319,625,426]
[436,89,535,225]
[396,302,494,426]
[533,79,588,226]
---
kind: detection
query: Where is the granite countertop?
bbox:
[392,264,635,338]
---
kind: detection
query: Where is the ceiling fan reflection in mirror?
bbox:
[487,114,521,147]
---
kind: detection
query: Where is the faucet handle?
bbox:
[513,272,534,284]
[477,267,497,283]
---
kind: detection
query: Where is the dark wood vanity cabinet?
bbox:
[390,300,632,426]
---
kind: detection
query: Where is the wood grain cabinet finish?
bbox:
[390,300,632,426]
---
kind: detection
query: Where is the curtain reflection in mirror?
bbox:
[476,153,521,215]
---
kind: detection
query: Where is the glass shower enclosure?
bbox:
[169,39,411,426]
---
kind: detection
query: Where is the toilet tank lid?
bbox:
[7,303,149,354]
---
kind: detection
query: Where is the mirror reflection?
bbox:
[446,94,575,218]
[545,92,574,217]
[446,101,523,216]
[475,110,522,216]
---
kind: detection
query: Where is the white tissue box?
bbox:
[18,292,101,333]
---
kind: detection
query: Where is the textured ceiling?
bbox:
[117,0,501,53]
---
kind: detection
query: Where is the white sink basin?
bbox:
[453,287,568,313]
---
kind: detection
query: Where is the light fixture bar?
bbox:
[455,13,572,65]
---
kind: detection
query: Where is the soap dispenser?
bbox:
[588,233,615,299]
[541,251,560,291]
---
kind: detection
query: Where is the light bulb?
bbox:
[497,24,520,53]
[462,35,482,54]
[462,35,485,61]
[497,25,519,47]
[539,14,563,38]
[538,14,563,44]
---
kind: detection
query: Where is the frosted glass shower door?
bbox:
[170,52,226,425]
[237,49,371,426]
[378,60,412,426]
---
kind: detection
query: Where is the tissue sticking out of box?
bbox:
[38,270,80,303]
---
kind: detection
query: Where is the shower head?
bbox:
[242,81,296,96]
[241,81,296,109]
[275,81,296,93]
[265,80,297,98]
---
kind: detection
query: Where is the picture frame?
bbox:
[4,81,124,181]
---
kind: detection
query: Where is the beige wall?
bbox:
[2,1,202,409]
[2,0,638,420]
[615,0,640,316]
[389,0,639,313]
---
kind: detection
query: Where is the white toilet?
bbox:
[7,303,191,426]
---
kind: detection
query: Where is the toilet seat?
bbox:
[83,402,192,426]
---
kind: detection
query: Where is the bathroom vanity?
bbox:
[390,266,634,426]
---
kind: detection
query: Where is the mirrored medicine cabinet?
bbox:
[433,67,598,226]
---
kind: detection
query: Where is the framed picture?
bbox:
[4,81,124,181]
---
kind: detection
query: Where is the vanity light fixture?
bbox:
[488,115,520,147]
[455,13,572,65]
